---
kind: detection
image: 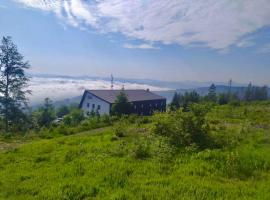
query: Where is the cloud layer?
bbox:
[16,0,270,49]
[28,76,170,104]
[123,43,159,50]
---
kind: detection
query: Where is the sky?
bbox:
[0,0,270,85]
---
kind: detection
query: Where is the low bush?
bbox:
[133,141,151,159]
[113,121,128,138]
[153,104,212,149]
[136,116,151,126]
[55,124,74,135]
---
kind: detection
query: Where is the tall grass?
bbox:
[0,102,270,199]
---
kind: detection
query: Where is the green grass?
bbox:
[0,102,270,199]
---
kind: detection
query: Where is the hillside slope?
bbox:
[0,102,270,200]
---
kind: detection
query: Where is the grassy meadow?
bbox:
[0,102,270,199]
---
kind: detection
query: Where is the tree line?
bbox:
[170,83,268,111]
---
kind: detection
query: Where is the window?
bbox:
[134,105,137,109]
[87,103,90,108]
[92,104,95,109]
[97,105,101,110]
[141,104,143,108]
[149,104,152,107]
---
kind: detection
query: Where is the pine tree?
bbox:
[244,82,253,101]
[207,84,217,102]
[170,92,180,110]
[260,85,268,100]
[254,85,268,101]
[182,91,200,112]
[38,98,55,127]
[0,36,31,132]
[111,89,132,116]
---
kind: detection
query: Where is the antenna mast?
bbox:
[228,78,232,94]
[111,74,114,90]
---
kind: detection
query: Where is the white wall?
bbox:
[81,92,110,115]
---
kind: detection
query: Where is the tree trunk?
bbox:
[5,73,9,133]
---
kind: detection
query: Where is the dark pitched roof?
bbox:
[85,89,166,104]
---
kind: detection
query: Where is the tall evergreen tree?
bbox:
[0,36,30,132]
[244,82,253,101]
[254,85,268,101]
[111,89,132,116]
[244,83,268,101]
[170,92,180,110]
[38,98,55,127]
[182,91,200,112]
[261,85,268,100]
[207,84,217,102]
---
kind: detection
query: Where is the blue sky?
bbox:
[0,0,270,85]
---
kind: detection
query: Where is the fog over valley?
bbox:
[27,75,171,105]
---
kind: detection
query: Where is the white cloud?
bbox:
[123,43,159,50]
[28,76,170,104]
[236,37,255,48]
[256,43,270,54]
[15,0,270,50]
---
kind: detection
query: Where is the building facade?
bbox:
[79,90,166,116]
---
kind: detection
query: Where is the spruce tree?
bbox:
[170,92,180,110]
[0,36,30,132]
[244,82,253,101]
[207,84,217,102]
[111,89,132,116]
[38,98,55,127]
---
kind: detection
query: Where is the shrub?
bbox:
[56,124,74,135]
[63,115,72,126]
[79,117,99,131]
[153,104,211,149]
[133,141,151,159]
[39,127,54,139]
[100,114,112,125]
[136,116,151,126]
[113,121,127,138]
[63,109,84,127]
